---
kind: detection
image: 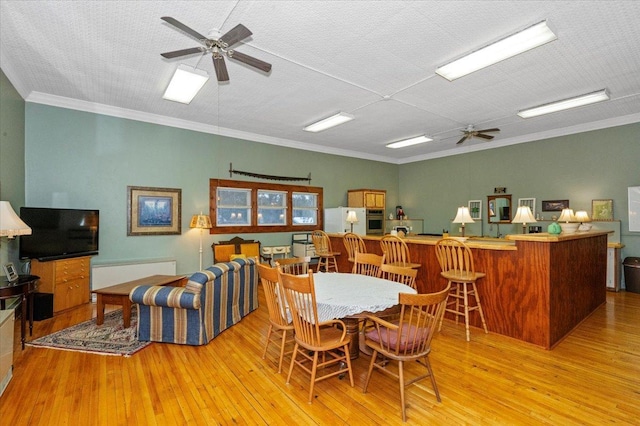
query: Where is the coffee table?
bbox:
[92,275,186,328]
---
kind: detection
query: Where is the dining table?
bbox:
[312,272,417,359]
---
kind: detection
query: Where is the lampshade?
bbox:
[0,201,32,238]
[190,213,212,229]
[346,210,359,223]
[452,206,474,224]
[512,206,537,224]
[575,211,591,223]
[558,208,576,223]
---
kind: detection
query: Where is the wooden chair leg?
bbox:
[423,355,441,402]
[399,360,407,422]
[362,349,378,393]
[277,329,288,374]
[308,351,319,404]
[463,283,471,341]
[262,324,273,359]
[472,282,489,333]
[286,343,298,384]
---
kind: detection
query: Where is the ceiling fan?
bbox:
[160,16,272,82]
[456,125,500,145]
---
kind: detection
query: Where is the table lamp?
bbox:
[575,210,592,231]
[0,201,32,281]
[190,212,212,270]
[346,210,359,233]
[558,208,579,234]
[452,206,474,237]
[511,205,537,234]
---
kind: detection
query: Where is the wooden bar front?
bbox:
[329,232,608,349]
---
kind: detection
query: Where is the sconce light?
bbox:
[346,210,359,233]
[558,208,579,234]
[452,206,474,237]
[511,205,537,234]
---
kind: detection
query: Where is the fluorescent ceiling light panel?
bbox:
[386,135,433,149]
[163,64,209,104]
[517,89,610,118]
[303,112,354,132]
[436,21,557,81]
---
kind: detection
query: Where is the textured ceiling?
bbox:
[1,1,639,164]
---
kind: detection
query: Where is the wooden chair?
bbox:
[362,285,450,422]
[275,256,310,275]
[277,267,354,403]
[257,263,294,373]
[380,235,421,269]
[311,230,340,272]
[343,232,367,263]
[352,252,385,277]
[379,263,418,290]
[212,236,265,263]
[434,238,488,341]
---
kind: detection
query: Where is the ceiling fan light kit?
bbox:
[386,135,433,149]
[161,16,272,91]
[163,65,209,104]
[436,20,557,81]
[303,112,355,132]
[517,89,610,118]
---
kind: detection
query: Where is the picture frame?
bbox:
[127,186,182,236]
[3,262,19,282]
[542,200,569,212]
[518,198,536,216]
[592,199,614,221]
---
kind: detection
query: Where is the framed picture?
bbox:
[592,199,614,221]
[518,198,536,216]
[3,263,19,282]
[127,186,182,236]
[542,200,569,212]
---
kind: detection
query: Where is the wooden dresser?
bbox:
[31,256,91,313]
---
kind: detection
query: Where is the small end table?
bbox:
[0,275,39,349]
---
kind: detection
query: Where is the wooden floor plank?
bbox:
[1,290,639,424]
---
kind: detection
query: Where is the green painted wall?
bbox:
[24,104,399,274]
[399,122,640,263]
[0,69,26,271]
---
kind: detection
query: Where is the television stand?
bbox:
[30,256,92,313]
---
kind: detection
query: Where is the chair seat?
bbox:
[365,323,431,353]
[387,261,422,269]
[297,325,349,351]
[441,270,486,282]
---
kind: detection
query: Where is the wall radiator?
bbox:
[91,259,177,294]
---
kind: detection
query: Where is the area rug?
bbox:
[26,309,151,357]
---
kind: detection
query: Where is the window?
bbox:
[258,190,287,226]
[217,187,251,226]
[292,192,318,225]
[210,179,323,234]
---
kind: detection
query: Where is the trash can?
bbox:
[623,257,640,293]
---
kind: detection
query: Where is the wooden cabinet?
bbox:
[348,189,386,209]
[31,256,91,313]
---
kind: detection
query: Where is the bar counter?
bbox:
[328,231,610,349]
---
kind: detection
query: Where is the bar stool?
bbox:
[311,230,340,272]
[380,235,421,269]
[343,232,367,263]
[434,238,488,341]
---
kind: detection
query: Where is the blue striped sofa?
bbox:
[129,257,259,345]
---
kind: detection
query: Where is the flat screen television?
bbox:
[19,207,99,261]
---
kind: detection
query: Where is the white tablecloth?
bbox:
[313,272,416,323]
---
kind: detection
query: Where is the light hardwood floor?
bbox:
[1,289,639,425]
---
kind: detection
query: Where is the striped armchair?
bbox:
[130,257,259,345]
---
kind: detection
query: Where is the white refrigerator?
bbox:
[324,207,366,235]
